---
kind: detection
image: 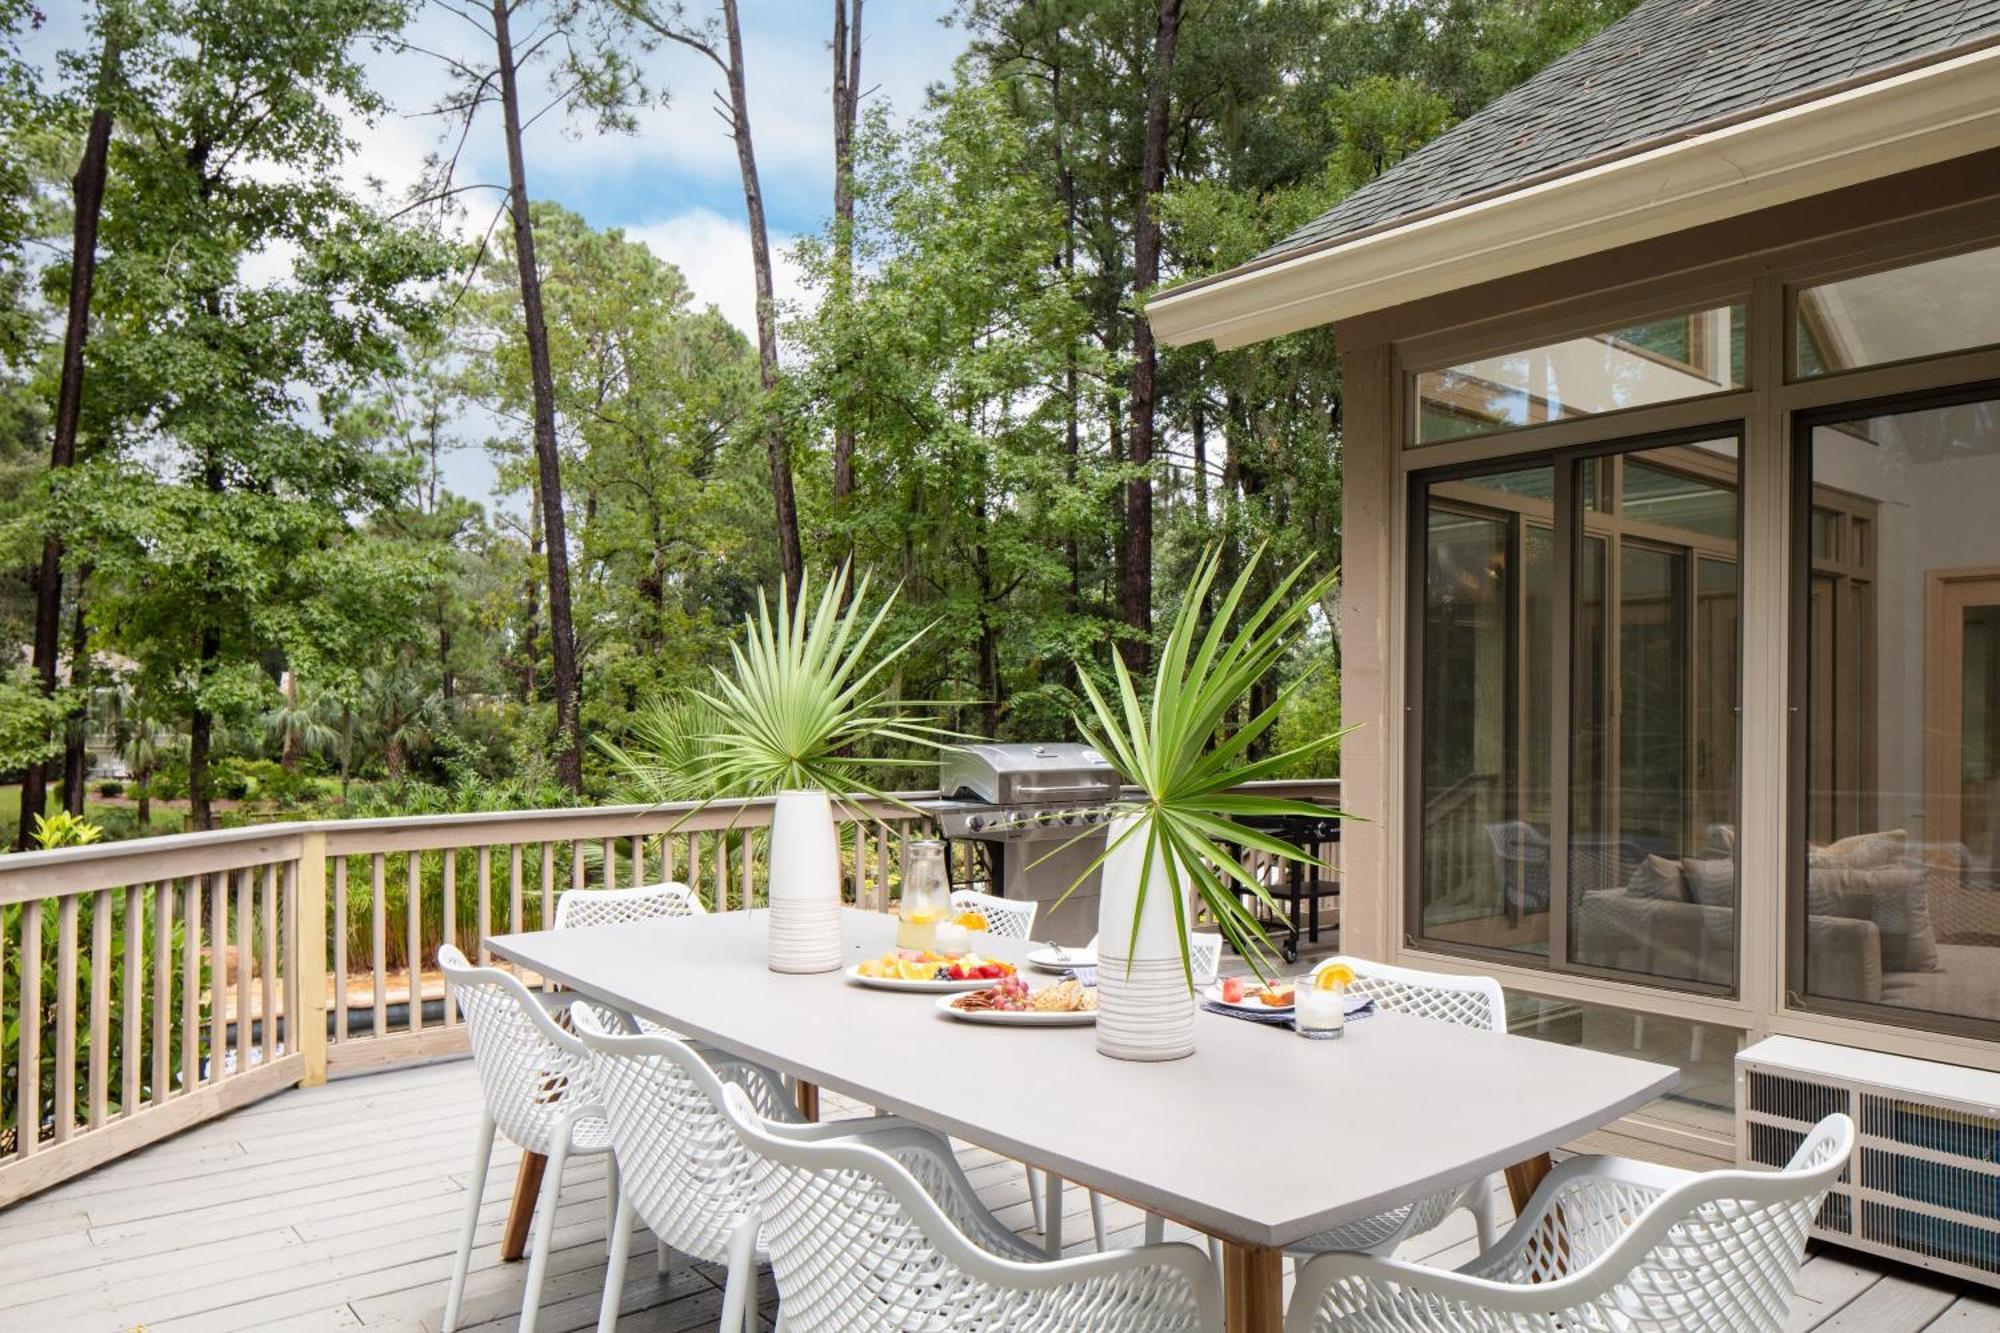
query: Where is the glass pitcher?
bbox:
[897,840,950,952]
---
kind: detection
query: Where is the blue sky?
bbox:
[22,1,969,504]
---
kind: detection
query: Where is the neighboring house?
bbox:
[1153,0,2000,1159]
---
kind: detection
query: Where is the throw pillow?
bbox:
[1680,857,1735,909]
[1810,865,1938,973]
[1626,854,1689,902]
[1809,828,1908,870]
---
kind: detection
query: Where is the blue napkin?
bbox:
[1200,996,1375,1028]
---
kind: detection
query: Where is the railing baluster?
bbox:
[540,841,553,930]
[663,833,676,885]
[370,854,386,1039]
[689,834,702,902]
[19,899,41,1157]
[512,844,526,934]
[602,838,616,891]
[283,860,300,1062]
[261,863,278,1062]
[742,829,754,909]
[235,868,251,1074]
[153,881,171,1104]
[717,830,729,913]
[876,822,890,913]
[209,873,226,1081]
[852,822,864,909]
[122,884,143,1118]
[333,857,348,1046]
[55,893,78,1142]
[631,834,644,888]
[184,880,201,1090]
[405,852,422,1035]
[477,845,492,966]
[571,840,585,901]
[88,887,111,1129]
[441,848,456,1025]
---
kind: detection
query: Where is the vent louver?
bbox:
[1739,1037,2000,1285]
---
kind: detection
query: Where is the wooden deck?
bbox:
[2,1058,1997,1332]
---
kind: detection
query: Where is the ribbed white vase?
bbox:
[766,789,844,974]
[1094,813,1196,1062]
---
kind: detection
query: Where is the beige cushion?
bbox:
[1626,854,1688,902]
[1809,828,1908,870]
[1680,857,1735,909]
[1880,941,2000,1019]
[1810,865,1937,973]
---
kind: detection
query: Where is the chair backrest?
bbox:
[1086,931,1222,985]
[570,1007,765,1265]
[1314,955,1505,1033]
[717,1085,1217,1331]
[1523,1113,1854,1326]
[437,944,592,1154]
[553,882,704,930]
[949,887,1038,940]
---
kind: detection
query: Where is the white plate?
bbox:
[844,962,1009,993]
[1024,945,1097,973]
[1202,982,1296,1013]
[933,993,1097,1025]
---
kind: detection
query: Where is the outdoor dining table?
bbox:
[487,907,1678,1333]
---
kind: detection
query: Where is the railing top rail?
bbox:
[0,777,1342,894]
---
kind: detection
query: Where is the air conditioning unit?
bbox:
[1738,1036,2000,1286]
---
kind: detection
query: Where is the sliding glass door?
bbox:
[1412,435,1743,993]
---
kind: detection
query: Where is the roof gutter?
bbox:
[1147,43,2000,351]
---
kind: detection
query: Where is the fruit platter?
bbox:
[1203,977,1296,1012]
[846,949,1019,993]
[935,976,1098,1026]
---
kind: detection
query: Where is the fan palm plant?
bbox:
[1072,543,1352,980]
[606,563,950,815]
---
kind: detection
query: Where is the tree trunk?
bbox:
[492,0,582,792]
[135,771,150,829]
[189,630,217,832]
[829,0,863,518]
[720,0,802,593]
[522,482,542,703]
[62,576,91,815]
[17,46,118,849]
[1122,0,1183,673]
[280,672,302,772]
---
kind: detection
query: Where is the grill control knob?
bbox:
[968,816,985,832]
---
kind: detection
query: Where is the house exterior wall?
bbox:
[1332,148,2000,1155]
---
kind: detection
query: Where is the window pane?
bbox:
[1795,244,2000,377]
[1418,467,1553,958]
[1802,394,2000,1025]
[1414,306,1744,445]
[1508,993,1737,1138]
[1570,442,1739,988]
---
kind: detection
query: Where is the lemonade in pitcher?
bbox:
[897,841,949,951]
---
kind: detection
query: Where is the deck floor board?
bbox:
[4,1058,1997,1331]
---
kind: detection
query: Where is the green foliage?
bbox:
[0,666,67,776]
[1073,546,1350,978]
[31,809,104,848]
[606,565,947,809]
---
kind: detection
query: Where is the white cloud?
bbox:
[624,207,813,341]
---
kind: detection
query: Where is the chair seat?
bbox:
[568,1113,616,1155]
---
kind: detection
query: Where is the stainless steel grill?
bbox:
[929,743,1122,944]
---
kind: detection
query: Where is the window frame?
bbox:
[1404,420,1748,999]
[1784,375,2000,1040]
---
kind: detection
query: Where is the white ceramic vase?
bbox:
[1094,812,1197,1061]
[766,789,844,974]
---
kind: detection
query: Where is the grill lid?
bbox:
[939,742,1119,806]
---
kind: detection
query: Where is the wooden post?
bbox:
[796,1079,820,1122]
[1221,1240,1282,1333]
[1504,1151,1553,1214]
[501,1151,548,1263]
[296,833,329,1087]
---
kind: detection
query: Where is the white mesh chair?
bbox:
[950,887,1038,940]
[552,881,705,930]
[1286,1113,1854,1333]
[1280,956,1508,1258]
[720,1083,1224,1331]
[573,1005,1008,1331]
[437,944,614,1333]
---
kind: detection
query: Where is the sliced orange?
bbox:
[1316,962,1356,990]
[954,911,990,931]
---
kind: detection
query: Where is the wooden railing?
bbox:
[0,780,1340,1207]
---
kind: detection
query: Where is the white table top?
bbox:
[488,907,1678,1248]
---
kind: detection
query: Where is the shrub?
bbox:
[97,780,124,798]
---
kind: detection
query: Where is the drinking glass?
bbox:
[1294,976,1346,1039]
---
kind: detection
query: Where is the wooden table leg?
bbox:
[796,1078,820,1122]
[1222,1240,1283,1333]
[1504,1151,1553,1215]
[501,1149,547,1262]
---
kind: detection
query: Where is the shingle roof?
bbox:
[1267,0,2000,261]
